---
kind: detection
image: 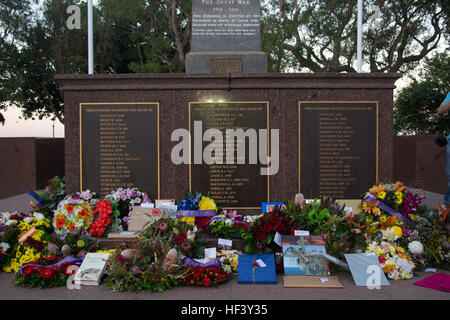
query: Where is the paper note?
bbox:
[274,232,282,246]
[294,230,310,236]
[256,259,267,268]
[319,278,329,284]
[205,248,217,259]
[218,238,232,249]
[141,203,154,208]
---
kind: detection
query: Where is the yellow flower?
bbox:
[378,191,386,200]
[180,217,195,226]
[390,226,403,238]
[198,197,217,211]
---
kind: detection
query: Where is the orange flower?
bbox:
[66,204,75,214]
[382,264,395,273]
[435,204,448,224]
[68,223,76,232]
[56,219,65,229]
[369,184,385,196]
[78,209,89,217]
[393,181,406,193]
[380,216,397,230]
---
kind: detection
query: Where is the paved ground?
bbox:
[0,190,449,300]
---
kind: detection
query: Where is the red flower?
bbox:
[270,215,279,225]
[378,256,386,264]
[202,276,211,287]
[44,256,57,263]
[193,272,201,280]
[274,222,285,232]
[22,267,36,276]
[39,268,54,279]
[256,231,266,240]
[264,223,272,233]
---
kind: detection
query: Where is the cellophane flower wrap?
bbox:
[217,249,241,273]
[366,241,415,280]
[53,194,97,238]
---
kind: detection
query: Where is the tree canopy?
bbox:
[0,0,448,125]
[394,52,450,135]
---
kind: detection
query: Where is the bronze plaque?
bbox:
[189,102,269,209]
[80,103,160,198]
[299,101,378,199]
[211,59,242,73]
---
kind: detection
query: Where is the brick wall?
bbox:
[0,138,64,199]
[394,135,446,194]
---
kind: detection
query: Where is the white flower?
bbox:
[0,242,10,253]
[23,217,33,224]
[5,220,17,226]
[408,241,424,255]
[33,212,45,221]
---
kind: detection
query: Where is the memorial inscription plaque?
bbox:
[80,103,160,198]
[191,0,261,52]
[189,102,269,209]
[299,101,378,199]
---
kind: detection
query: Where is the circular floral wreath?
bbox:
[53,200,95,238]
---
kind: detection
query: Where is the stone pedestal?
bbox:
[186,51,267,74]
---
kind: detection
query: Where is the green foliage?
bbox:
[34,176,66,217]
[262,0,448,73]
[394,52,450,135]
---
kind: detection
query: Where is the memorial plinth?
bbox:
[56,72,401,214]
[186,0,267,73]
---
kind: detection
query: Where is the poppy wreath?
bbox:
[183,265,230,287]
[15,256,79,288]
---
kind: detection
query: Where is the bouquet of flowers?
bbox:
[217,249,241,273]
[106,240,187,293]
[89,200,122,237]
[3,213,52,273]
[177,190,218,229]
[207,216,249,238]
[183,265,230,287]
[14,255,81,289]
[104,187,149,228]
[241,205,298,254]
[141,217,204,258]
[396,204,449,270]
[29,176,66,217]
[0,212,29,269]
[53,197,95,238]
[366,241,415,280]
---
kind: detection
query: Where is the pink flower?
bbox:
[378,256,386,264]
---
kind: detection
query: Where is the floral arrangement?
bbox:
[207,216,249,238]
[14,256,81,289]
[104,187,149,228]
[53,198,95,238]
[3,214,52,273]
[106,240,188,293]
[183,265,230,287]
[141,217,204,258]
[29,176,66,217]
[217,249,241,273]
[366,241,415,280]
[396,204,449,270]
[241,205,299,254]
[47,232,100,259]
[0,212,29,269]
[89,200,121,237]
[177,190,218,212]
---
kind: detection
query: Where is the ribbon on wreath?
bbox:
[177,210,217,217]
[19,256,84,275]
[28,190,45,208]
[18,226,37,244]
[364,194,407,223]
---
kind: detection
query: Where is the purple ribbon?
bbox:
[365,194,407,223]
[19,256,84,275]
[177,210,216,217]
[181,257,222,268]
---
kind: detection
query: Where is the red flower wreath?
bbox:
[89,200,113,237]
